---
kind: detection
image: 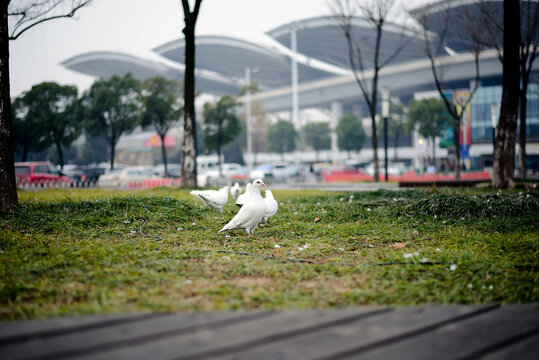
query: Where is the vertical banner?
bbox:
[454,90,471,160]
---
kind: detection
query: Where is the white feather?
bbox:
[190,186,230,212]
[235,183,251,207]
[262,189,278,225]
[219,179,266,236]
[230,182,241,199]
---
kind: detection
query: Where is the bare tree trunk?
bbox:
[518,76,529,179]
[0,1,18,212]
[393,127,400,161]
[160,133,168,176]
[180,0,202,188]
[55,139,64,170]
[217,146,222,178]
[454,122,461,179]
[432,135,436,171]
[109,135,115,170]
[493,0,520,189]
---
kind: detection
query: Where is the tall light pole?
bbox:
[245,67,254,171]
[490,103,497,158]
[291,27,299,130]
[381,86,390,182]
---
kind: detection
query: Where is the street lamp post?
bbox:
[381,86,390,182]
[490,103,497,157]
[245,68,253,172]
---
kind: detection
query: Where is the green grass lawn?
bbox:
[1,186,537,321]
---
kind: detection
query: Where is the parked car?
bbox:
[249,163,305,182]
[197,163,244,187]
[15,161,73,187]
[363,162,407,176]
[153,164,181,178]
[80,166,108,183]
[97,166,157,189]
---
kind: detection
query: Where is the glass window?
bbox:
[15,166,30,175]
[34,165,51,174]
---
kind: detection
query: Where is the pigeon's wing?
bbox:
[190,190,210,206]
[264,198,278,217]
[235,184,251,206]
[219,205,251,232]
[219,198,265,232]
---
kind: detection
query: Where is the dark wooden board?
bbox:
[0,304,537,360]
[215,305,494,360]
[0,311,269,360]
[71,308,386,360]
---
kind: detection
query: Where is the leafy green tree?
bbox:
[19,82,80,169]
[139,76,183,176]
[303,122,331,161]
[336,113,365,159]
[267,119,297,159]
[79,135,109,165]
[202,95,241,175]
[11,96,46,161]
[81,73,141,169]
[1,0,93,211]
[407,98,451,167]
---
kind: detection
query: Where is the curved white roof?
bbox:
[153,35,335,90]
[61,51,239,94]
[266,16,426,70]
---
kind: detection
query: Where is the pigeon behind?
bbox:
[262,189,278,225]
[235,182,251,207]
[189,186,230,212]
[219,179,266,237]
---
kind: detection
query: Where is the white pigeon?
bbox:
[235,182,251,207]
[262,189,278,226]
[230,182,241,199]
[219,179,266,237]
[189,186,230,212]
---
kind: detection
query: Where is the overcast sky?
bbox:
[9,0,431,97]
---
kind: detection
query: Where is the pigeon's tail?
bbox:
[218,221,236,233]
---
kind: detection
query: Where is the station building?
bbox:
[62,0,538,174]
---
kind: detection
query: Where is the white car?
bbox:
[363,162,407,176]
[249,163,304,182]
[197,163,244,187]
[97,166,157,189]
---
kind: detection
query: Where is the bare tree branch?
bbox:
[8,0,92,40]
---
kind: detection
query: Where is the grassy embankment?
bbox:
[0,186,537,321]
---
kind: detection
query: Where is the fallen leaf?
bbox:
[412,230,420,236]
[314,217,321,223]
[390,242,407,249]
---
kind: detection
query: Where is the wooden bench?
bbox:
[1,304,537,359]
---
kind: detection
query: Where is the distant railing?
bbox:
[16,179,95,190]
[127,178,182,189]
[16,178,182,190]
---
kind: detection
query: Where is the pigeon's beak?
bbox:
[262,183,266,187]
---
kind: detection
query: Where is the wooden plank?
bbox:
[76,308,389,360]
[0,310,270,360]
[0,313,159,345]
[213,305,495,360]
[340,304,539,360]
[480,333,539,360]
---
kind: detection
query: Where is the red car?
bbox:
[15,161,74,187]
